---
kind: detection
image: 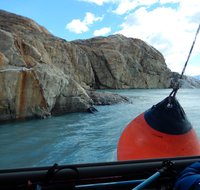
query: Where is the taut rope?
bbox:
[169,24,200,98]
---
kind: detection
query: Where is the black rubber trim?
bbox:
[144,97,192,135]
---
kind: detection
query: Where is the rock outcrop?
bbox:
[170,72,200,89]
[0,10,193,122]
[87,90,129,105]
[72,36,172,89]
[0,10,93,121]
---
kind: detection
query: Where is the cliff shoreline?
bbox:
[0,10,199,122]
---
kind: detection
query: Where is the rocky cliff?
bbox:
[0,10,192,122]
[171,72,200,89]
[72,35,172,89]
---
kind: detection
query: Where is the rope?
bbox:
[169,24,200,98]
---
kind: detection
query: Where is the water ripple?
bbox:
[0,89,199,169]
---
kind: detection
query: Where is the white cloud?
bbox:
[112,0,138,15]
[79,0,113,6]
[113,0,158,15]
[77,0,200,75]
[80,0,158,10]
[93,27,111,36]
[66,12,103,34]
[115,1,200,75]
[79,0,157,15]
[184,65,200,76]
[84,12,103,24]
[160,0,180,4]
[66,19,89,34]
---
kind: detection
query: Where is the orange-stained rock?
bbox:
[0,10,199,122]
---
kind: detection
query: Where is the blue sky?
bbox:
[0,0,200,76]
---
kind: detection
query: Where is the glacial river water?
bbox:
[0,89,200,169]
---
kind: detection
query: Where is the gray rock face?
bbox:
[73,35,172,89]
[170,72,200,89]
[0,10,192,122]
[87,90,129,105]
[181,76,200,88]
[0,11,93,121]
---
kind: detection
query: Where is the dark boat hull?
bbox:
[1,156,200,189]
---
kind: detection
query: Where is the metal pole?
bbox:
[132,160,173,190]
[132,171,161,190]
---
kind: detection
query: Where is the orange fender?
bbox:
[117,97,200,161]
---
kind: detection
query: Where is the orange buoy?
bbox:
[117,97,200,161]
